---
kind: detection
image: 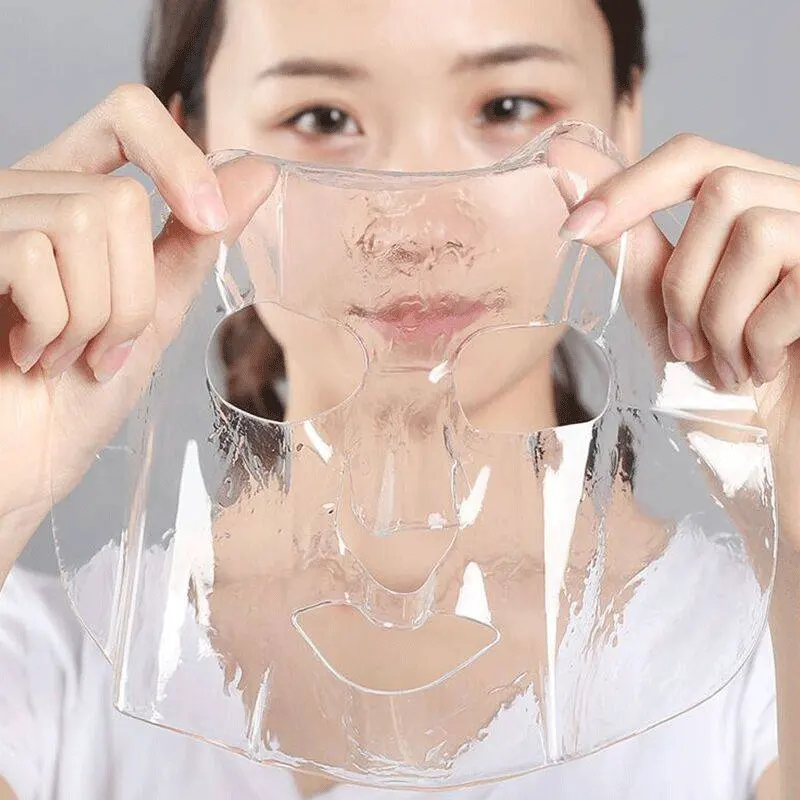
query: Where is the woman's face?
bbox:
[200,0,642,429]
[203,0,641,167]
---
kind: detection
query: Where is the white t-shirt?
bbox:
[0,560,778,800]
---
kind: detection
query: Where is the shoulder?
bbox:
[0,565,84,659]
[0,564,91,713]
[0,567,90,798]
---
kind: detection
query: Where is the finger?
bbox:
[11,84,228,236]
[569,134,800,245]
[82,177,156,383]
[746,274,800,386]
[0,193,111,376]
[0,168,126,202]
[152,155,281,348]
[0,231,69,371]
[742,230,800,386]
[0,173,157,381]
[662,169,800,363]
[698,208,800,390]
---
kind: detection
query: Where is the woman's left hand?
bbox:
[562,134,800,537]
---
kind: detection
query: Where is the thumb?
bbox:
[152,153,280,346]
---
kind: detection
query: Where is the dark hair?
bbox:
[143,0,647,422]
[598,0,648,96]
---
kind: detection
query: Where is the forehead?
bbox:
[218,0,613,75]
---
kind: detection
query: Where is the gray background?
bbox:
[2,0,800,572]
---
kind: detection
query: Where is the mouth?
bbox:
[354,294,488,346]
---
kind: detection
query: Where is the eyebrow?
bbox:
[452,43,574,72]
[255,42,572,84]
[257,58,368,82]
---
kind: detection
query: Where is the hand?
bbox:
[0,84,276,573]
[560,134,800,536]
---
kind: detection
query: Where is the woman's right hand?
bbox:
[0,84,275,579]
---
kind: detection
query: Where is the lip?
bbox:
[360,295,487,346]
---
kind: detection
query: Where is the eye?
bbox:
[285,105,361,137]
[478,96,550,126]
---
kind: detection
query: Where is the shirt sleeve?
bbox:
[737,626,779,794]
[0,567,81,799]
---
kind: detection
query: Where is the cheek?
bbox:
[558,47,619,133]
[203,100,256,153]
[194,107,266,163]
[564,84,618,137]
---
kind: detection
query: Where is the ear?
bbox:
[168,92,206,150]
[611,68,644,164]
[168,92,187,130]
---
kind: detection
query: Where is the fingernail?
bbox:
[93,339,135,384]
[44,345,85,378]
[193,182,229,233]
[667,319,698,362]
[753,355,787,388]
[13,344,45,375]
[559,200,607,242]
[713,354,741,392]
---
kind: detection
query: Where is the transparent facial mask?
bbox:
[48,122,776,789]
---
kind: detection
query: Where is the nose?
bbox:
[340,124,496,276]
[347,186,482,277]
[373,121,492,175]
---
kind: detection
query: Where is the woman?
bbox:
[0,0,798,797]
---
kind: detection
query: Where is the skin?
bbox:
[0,0,798,796]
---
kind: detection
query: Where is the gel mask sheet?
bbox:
[49,123,777,789]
